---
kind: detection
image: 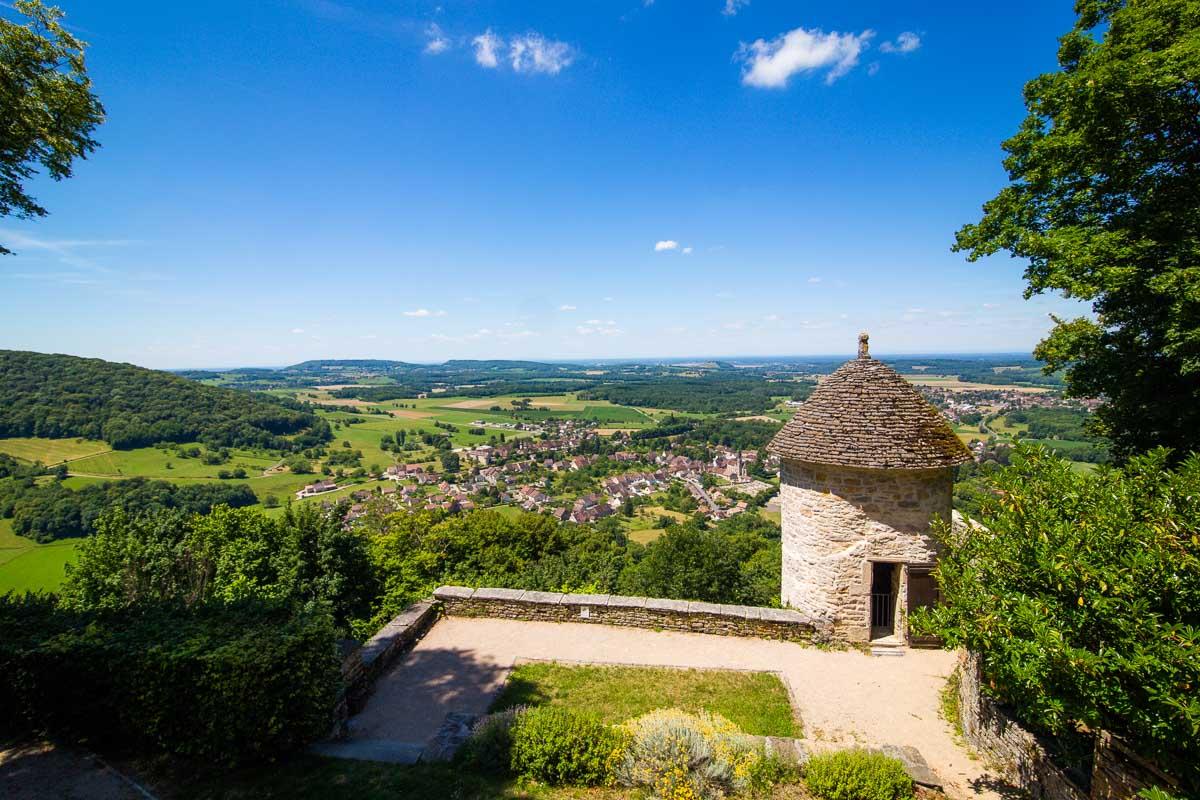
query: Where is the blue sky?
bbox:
[0,0,1089,368]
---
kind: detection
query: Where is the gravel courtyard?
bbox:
[343,616,1007,800]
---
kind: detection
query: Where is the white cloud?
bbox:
[602,296,614,302]
[424,23,450,54]
[722,0,750,16]
[880,31,921,54]
[291,328,305,334]
[509,33,574,75]
[654,240,679,251]
[576,320,622,336]
[682,246,693,255]
[808,276,822,283]
[403,308,447,317]
[982,302,999,309]
[737,26,874,87]
[559,304,577,311]
[472,30,501,68]
[867,62,880,77]
[763,314,780,321]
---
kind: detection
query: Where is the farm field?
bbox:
[0,518,78,593]
[0,437,110,465]
[68,446,279,479]
[904,374,1053,393]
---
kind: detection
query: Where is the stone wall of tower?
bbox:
[779,459,953,642]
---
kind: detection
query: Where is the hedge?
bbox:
[0,595,341,764]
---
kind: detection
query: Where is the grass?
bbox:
[0,437,110,465]
[0,539,78,593]
[68,446,277,479]
[143,756,637,800]
[491,662,801,737]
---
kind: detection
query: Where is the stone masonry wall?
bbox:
[434,586,822,642]
[779,459,952,642]
[333,598,438,736]
[957,652,1088,800]
[1091,731,1181,800]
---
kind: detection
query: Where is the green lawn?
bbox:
[0,437,110,465]
[144,757,634,800]
[491,662,801,737]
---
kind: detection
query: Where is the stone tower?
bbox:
[767,333,971,643]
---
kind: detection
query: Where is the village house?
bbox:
[296,479,338,499]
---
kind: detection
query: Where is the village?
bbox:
[295,417,779,528]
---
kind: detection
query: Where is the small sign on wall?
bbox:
[580,606,591,619]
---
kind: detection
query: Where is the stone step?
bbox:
[310,738,425,764]
[870,646,906,657]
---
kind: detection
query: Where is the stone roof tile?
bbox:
[768,334,972,470]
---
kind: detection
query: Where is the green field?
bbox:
[68,445,278,479]
[0,437,111,465]
[0,517,78,593]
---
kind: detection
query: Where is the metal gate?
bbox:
[871,592,895,629]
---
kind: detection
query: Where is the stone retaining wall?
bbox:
[1091,731,1181,800]
[956,652,1087,800]
[434,586,821,642]
[333,599,438,736]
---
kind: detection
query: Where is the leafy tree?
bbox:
[0,0,105,255]
[917,445,1200,782]
[954,0,1200,462]
[440,450,461,474]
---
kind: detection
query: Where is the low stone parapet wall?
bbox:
[434,586,820,642]
[333,599,439,736]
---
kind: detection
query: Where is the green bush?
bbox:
[805,749,913,800]
[457,707,524,774]
[0,595,340,765]
[612,708,761,800]
[509,707,622,786]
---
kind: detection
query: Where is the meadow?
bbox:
[0,436,110,464]
[0,519,77,593]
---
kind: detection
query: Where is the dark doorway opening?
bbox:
[870,562,897,640]
[906,567,943,647]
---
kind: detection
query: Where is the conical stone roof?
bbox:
[768,333,972,470]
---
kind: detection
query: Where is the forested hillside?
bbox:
[0,350,330,450]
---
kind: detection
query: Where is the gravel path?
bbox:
[349,616,1007,799]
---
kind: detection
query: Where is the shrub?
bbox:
[804,749,913,800]
[457,707,524,774]
[0,595,340,764]
[509,706,622,786]
[613,708,761,800]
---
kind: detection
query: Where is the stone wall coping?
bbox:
[431,586,819,635]
[472,587,526,601]
[561,593,610,606]
[519,590,565,604]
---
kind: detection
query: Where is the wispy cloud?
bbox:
[722,0,750,16]
[558,304,577,311]
[880,31,921,54]
[654,240,679,251]
[291,328,305,334]
[808,276,822,283]
[471,30,573,74]
[424,23,450,54]
[472,30,501,67]
[509,33,574,74]
[737,26,874,87]
[403,308,447,317]
[577,319,622,336]
[682,246,693,255]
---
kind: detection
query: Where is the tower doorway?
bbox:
[870,562,897,640]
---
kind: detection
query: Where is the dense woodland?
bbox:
[0,476,257,542]
[0,350,331,451]
[580,377,812,414]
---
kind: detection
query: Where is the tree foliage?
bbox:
[59,504,376,629]
[0,476,258,542]
[917,445,1200,781]
[954,0,1200,461]
[0,0,105,254]
[0,350,331,450]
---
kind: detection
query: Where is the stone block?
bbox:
[519,591,564,604]
[434,585,475,600]
[561,593,611,606]
[472,587,526,601]
[645,597,690,613]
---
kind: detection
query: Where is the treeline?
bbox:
[581,377,811,414]
[0,477,257,542]
[632,417,783,451]
[331,380,599,402]
[1006,407,1097,441]
[0,350,331,451]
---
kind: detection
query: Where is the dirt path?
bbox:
[348,617,1006,799]
[0,741,154,800]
